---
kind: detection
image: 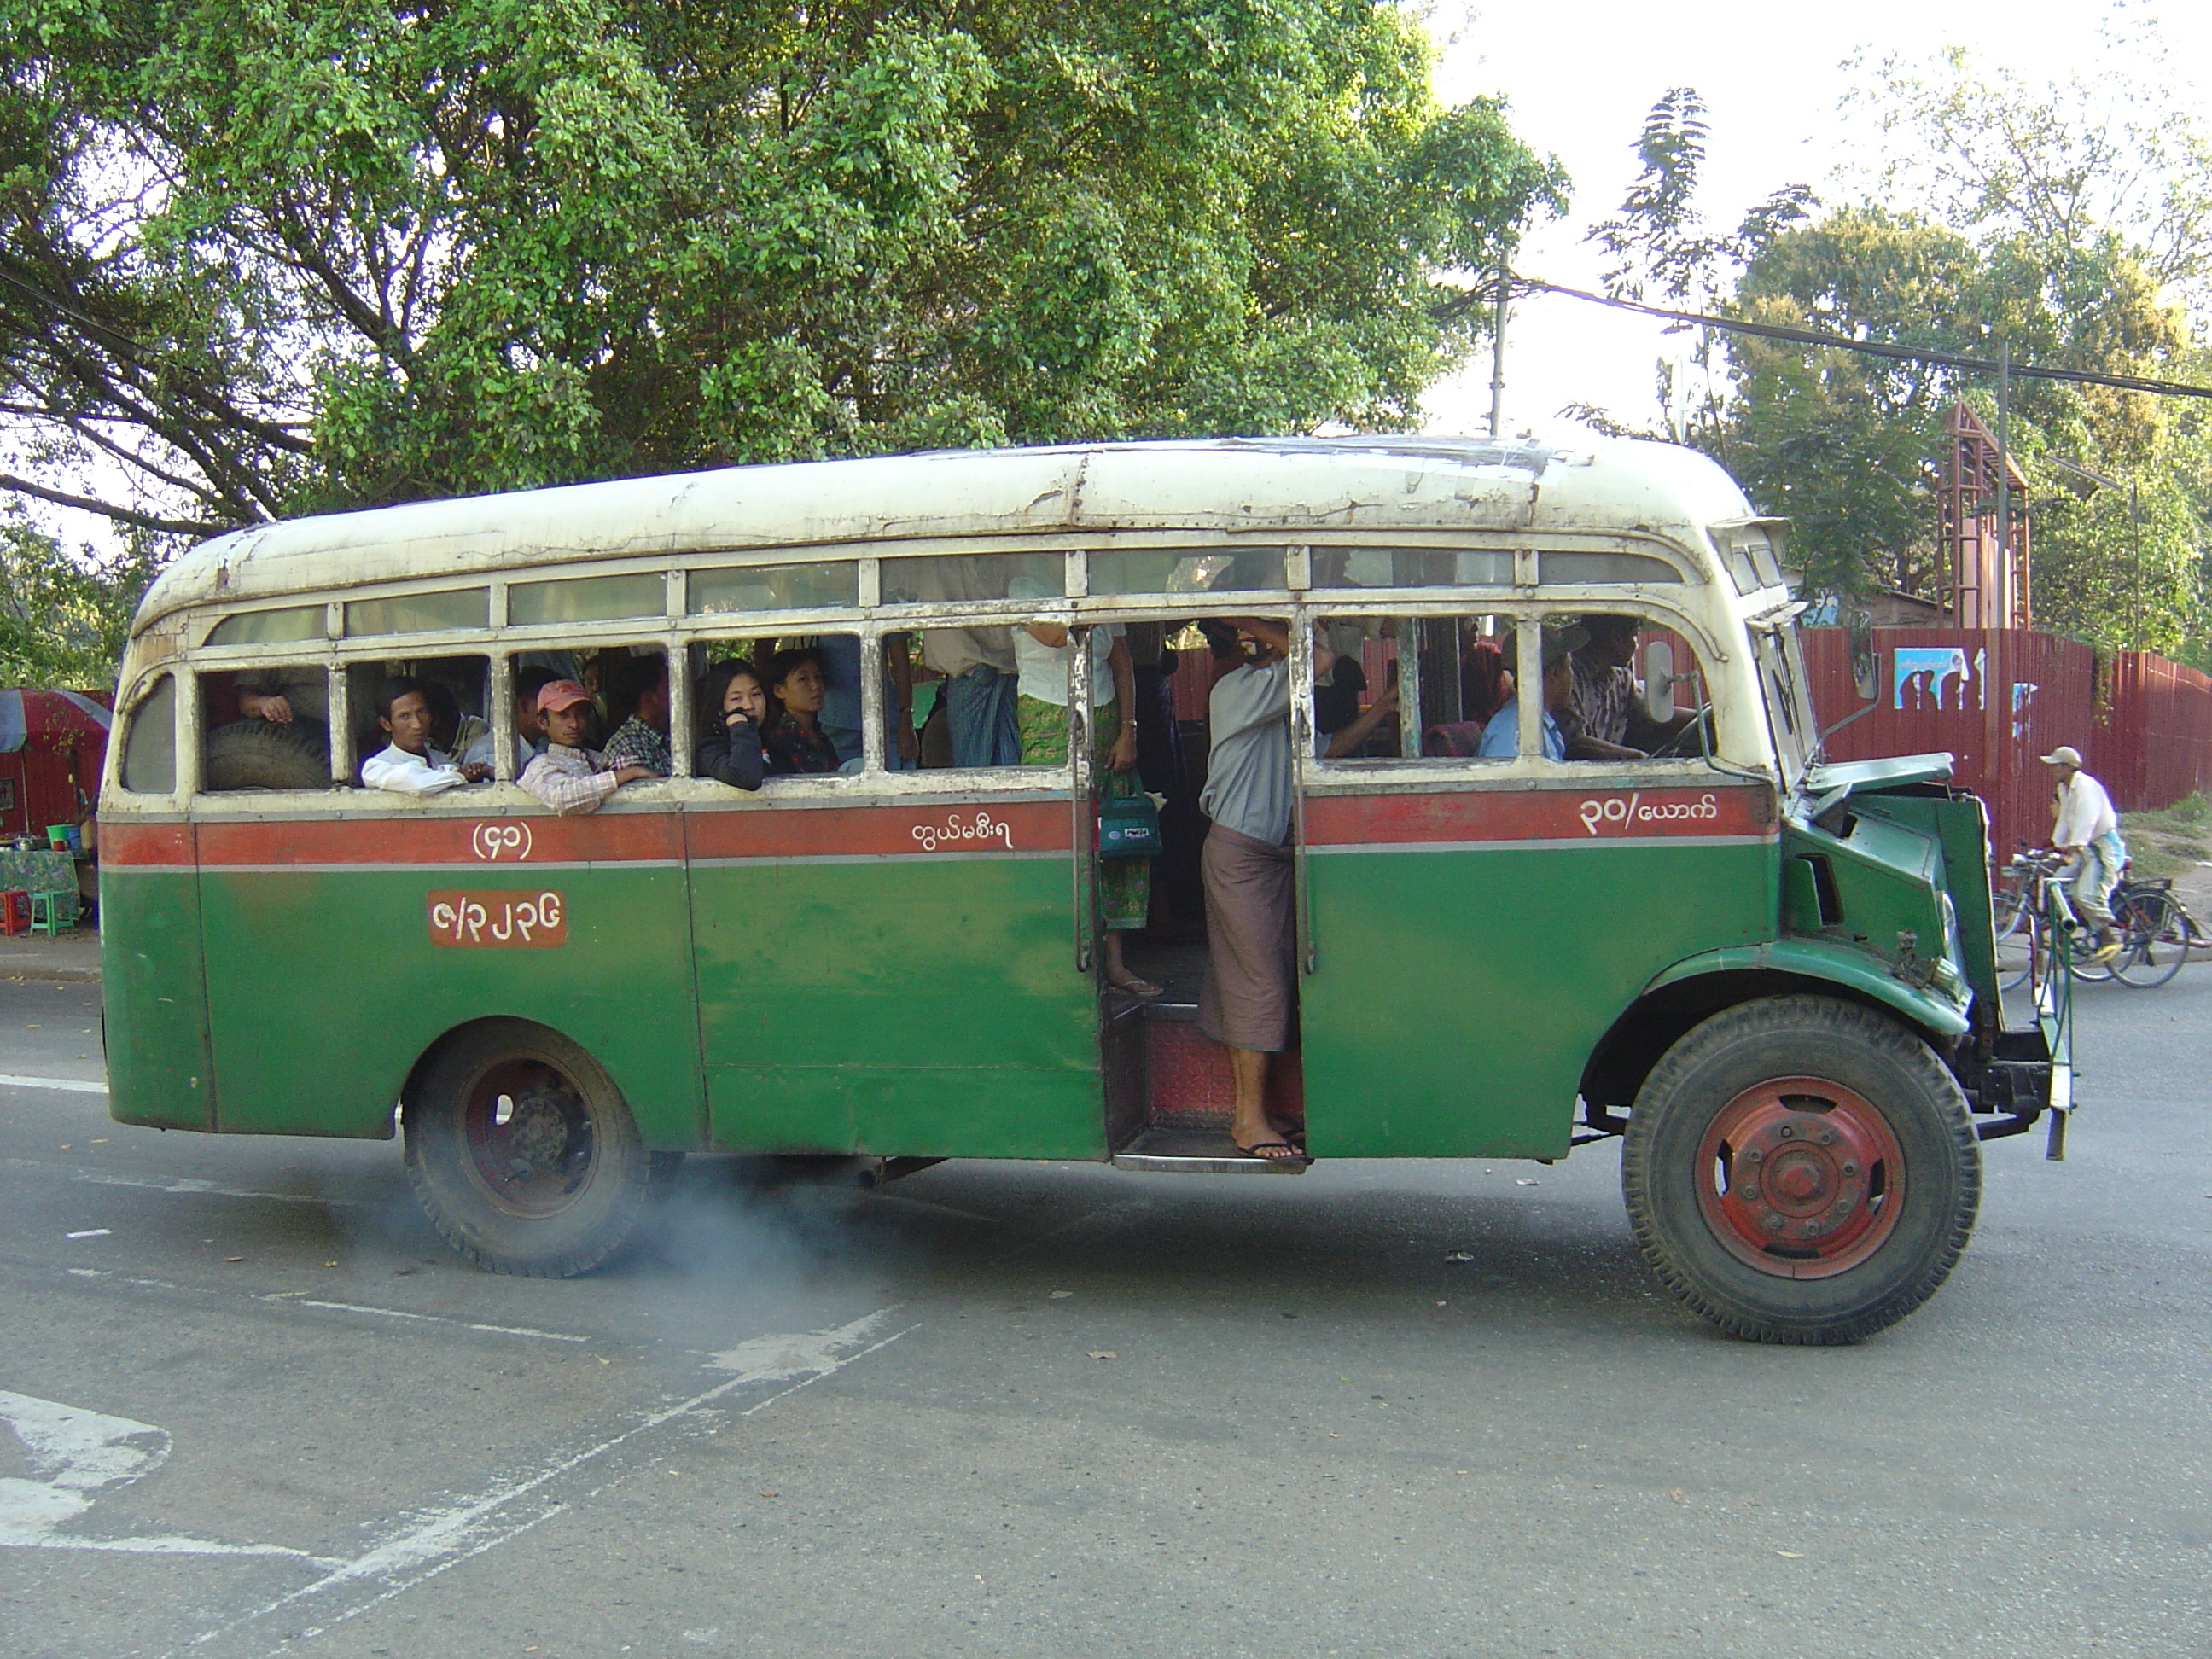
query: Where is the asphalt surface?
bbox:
[2,967,2209,1659]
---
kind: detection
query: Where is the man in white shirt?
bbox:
[361,677,490,796]
[2043,744,2126,960]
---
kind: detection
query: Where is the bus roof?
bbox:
[133,436,1759,633]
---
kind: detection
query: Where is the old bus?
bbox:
[98,438,2064,1344]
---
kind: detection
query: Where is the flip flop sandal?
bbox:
[1109,975,1165,998]
[1232,1138,1304,1163]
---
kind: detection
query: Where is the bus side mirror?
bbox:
[1643,639,1676,725]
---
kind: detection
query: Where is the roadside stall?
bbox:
[0,688,110,933]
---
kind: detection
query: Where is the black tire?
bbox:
[2113,889,2187,987]
[203,718,330,790]
[404,1020,655,1277]
[1621,995,1980,1346]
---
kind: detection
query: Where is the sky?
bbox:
[1416,0,2212,442]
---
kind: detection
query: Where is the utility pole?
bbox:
[1994,340,2011,628]
[2131,478,2143,651]
[1487,265,1510,439]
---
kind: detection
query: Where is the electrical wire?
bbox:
[1506,275,2212,401]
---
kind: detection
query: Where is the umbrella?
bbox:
[0,689,113,754]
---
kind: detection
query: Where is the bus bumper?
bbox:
[1966,1024,2071,1161]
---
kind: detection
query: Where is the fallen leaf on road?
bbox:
[224,1256,244,1263]
[265,1291,306,1299]
[1776,1550,1802,1558]
[1049,1290,1074,1299]
[1516,1179,1540,1186]
[1087,1350,1116,1360]
[1670,1487,1685,1502]
[759,1491,779,1499]
[1444,1250,1476,1262]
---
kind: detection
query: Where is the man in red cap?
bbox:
[517,681,656,813]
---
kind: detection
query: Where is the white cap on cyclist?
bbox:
[2039,744,2083,768]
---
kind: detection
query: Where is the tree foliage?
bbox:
[1843,12,2212,317]
[1581,87,1809,455]
[1586,47,2209,649]
[0,0,1564,540]
[0,513,153,689]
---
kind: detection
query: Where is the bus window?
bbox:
[118,675,176,795]
[1087,545,1288,596]
[690,634,864,774]
[878,554,1052,770]
[1309,546,1510,591]
[343,655,492,783]
[201,663,333,791]
[1311,614,1516,761]
[688,561,859,616]
[1555,613,1713,764]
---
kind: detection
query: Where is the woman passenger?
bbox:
[761,647,841,775]
[694,659,767,791]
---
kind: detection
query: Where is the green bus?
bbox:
[98,437,2064,1344]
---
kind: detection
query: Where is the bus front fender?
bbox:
[1642,940,1971,1040]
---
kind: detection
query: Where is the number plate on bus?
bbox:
[428,890,568,948]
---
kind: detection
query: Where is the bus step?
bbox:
[1112,1126,1310,1174]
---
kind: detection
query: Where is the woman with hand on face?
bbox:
[761,646,842,776]
[694,659,768,791]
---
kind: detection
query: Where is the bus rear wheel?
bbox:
[1621,995,1979,1345]
[404,1021,653,1278]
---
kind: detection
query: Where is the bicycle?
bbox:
[1993,851,2117,992]
[2108,870,2205,988]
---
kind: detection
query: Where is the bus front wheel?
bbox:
[404,1021,653,1278]
[1621,995,1979,1345]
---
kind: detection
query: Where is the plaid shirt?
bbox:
[601,715,672,777]
[518,744,622,815]
[1560,653,1634,748]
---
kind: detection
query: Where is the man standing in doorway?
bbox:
[1197,618,1335,1163]
[2043,744,2126,962]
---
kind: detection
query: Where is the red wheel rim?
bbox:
[1694,1076,1906,1279]
[460,1058,597,1218]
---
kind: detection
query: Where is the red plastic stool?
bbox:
[0,889,29,937]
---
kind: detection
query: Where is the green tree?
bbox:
[0,514,153,689]
[0,0,1563,541]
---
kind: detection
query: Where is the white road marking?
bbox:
[293,1299,590,1344]
[183,1310,917,1652]
[0,1073,106,1095]
[0,1390,337,1565]
[704,1309,888,1378]
[49,1266,594,1346]
[4,1156,362,1208]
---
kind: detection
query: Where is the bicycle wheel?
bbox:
[2065,924,2117,983]
[1995,903,2036,992]
[2114,889,2188,987]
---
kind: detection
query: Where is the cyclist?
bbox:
[2042,744,2127,963]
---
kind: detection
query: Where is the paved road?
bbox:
[3,969,2208,1659]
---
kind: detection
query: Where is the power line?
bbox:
[1508,276,2212,401]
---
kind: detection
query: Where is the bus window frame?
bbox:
[160,526,1754,812]
[1291,597,1739,789]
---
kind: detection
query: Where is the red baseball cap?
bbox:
[535,680,594,714]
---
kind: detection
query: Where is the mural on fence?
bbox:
[1805,627,2212,857]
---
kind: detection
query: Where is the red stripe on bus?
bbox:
[193,814,684,866]
[1303,784,1773,846]
[684,798,1072,859]
[99,822,195,866]
[108,799,1073,868]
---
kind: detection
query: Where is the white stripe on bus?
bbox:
[1304,833,1777,856]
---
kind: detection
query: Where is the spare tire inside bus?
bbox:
[203,719,330,791]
